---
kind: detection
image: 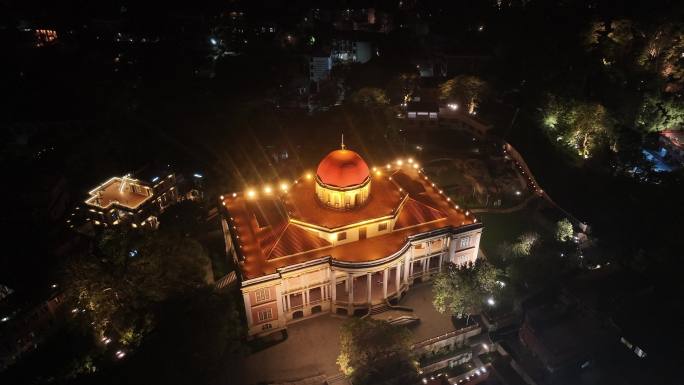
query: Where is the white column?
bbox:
[382,268,388,298]
[243,291,253,326]
[395,264,401,293]
[332,275,337,303]
[274,284,285,322]
[286,293,291,310]
[449,235,457,264]
[404,255,411,284]
[438,253,444,272]
[422,258,427,275]
[349,275,354,303]
[366,273,372,304]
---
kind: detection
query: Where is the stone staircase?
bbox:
[369,302,392,316]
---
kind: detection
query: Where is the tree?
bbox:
[350,87,390,107]
[439,75,489,114]
[337,318,415,385]
[541,96,615,159]
[511,232,540,257]
[386,72,420,104]
[432,259,501,323]
[62,230,211,341]
[636,92,684,132]
[555,219,574,242]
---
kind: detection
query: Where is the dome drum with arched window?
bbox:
[315,147,371,211]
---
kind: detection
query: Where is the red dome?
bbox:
[316,149,370,188]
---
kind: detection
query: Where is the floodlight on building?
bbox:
[386,164,391,169]
[263,186,272,194]
[413,163,419,169]
[407,158,414,164]
[447,103,459,110]
[305,173,313,180]
[375,170,382,176]
[487,297,495,306]
[439,190,443,194]
[220,195,224,200]
[280,182,289,191]
[465,211,470,216]
[115,350,126,359]
[396,159,403,166]
[232,192,237,197]
[447,197,451,201]
[247,190,256,198]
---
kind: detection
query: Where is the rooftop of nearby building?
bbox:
[407,101,439,112]
[222,158,479,281]
[660,129,684,149]
[85,176,152,210]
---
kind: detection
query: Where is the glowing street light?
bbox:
[247,190,256,199]
[115,350,126,359]
[263,185,272,194]
[396,159,403,166]
[487,297,496,306]
[447,103,459,110]
[280,182,289,191]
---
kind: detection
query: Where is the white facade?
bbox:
[234,225,482,337]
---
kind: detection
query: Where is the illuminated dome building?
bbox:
[315,144,371,210]
[221,144,484,338]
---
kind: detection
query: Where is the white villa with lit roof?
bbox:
[84,173,178,229]
[221,144,483,338]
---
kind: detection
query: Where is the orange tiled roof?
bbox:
[223,166,477,280]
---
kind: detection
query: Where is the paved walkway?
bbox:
[400,283,456,342]
[242,315,344,385]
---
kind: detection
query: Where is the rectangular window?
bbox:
[255,288,271,303]
[257,308,273,322]
[378,222,388,231]
[415,242,425,249]
[460,237,471,248]
[337,232,347,241]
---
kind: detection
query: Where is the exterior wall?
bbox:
[309,56,332,82]
[238,224,484,338]
[315,179,371,210]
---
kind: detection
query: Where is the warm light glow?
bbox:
[305,173,313,180]
[396,159,403,166]
[280,182,289,191]
[263,185,272,194]
[386,163,391,169]
[375,170,382,176]
[407,158,414,163]
[413,163,419,169]
[439,190,443,194]
[220,195,224,200]
[232,192,237,197]
[247,190,256,198]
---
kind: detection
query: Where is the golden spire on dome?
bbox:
[341,133,345,150]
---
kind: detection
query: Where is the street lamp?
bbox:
[487,297,496,306]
